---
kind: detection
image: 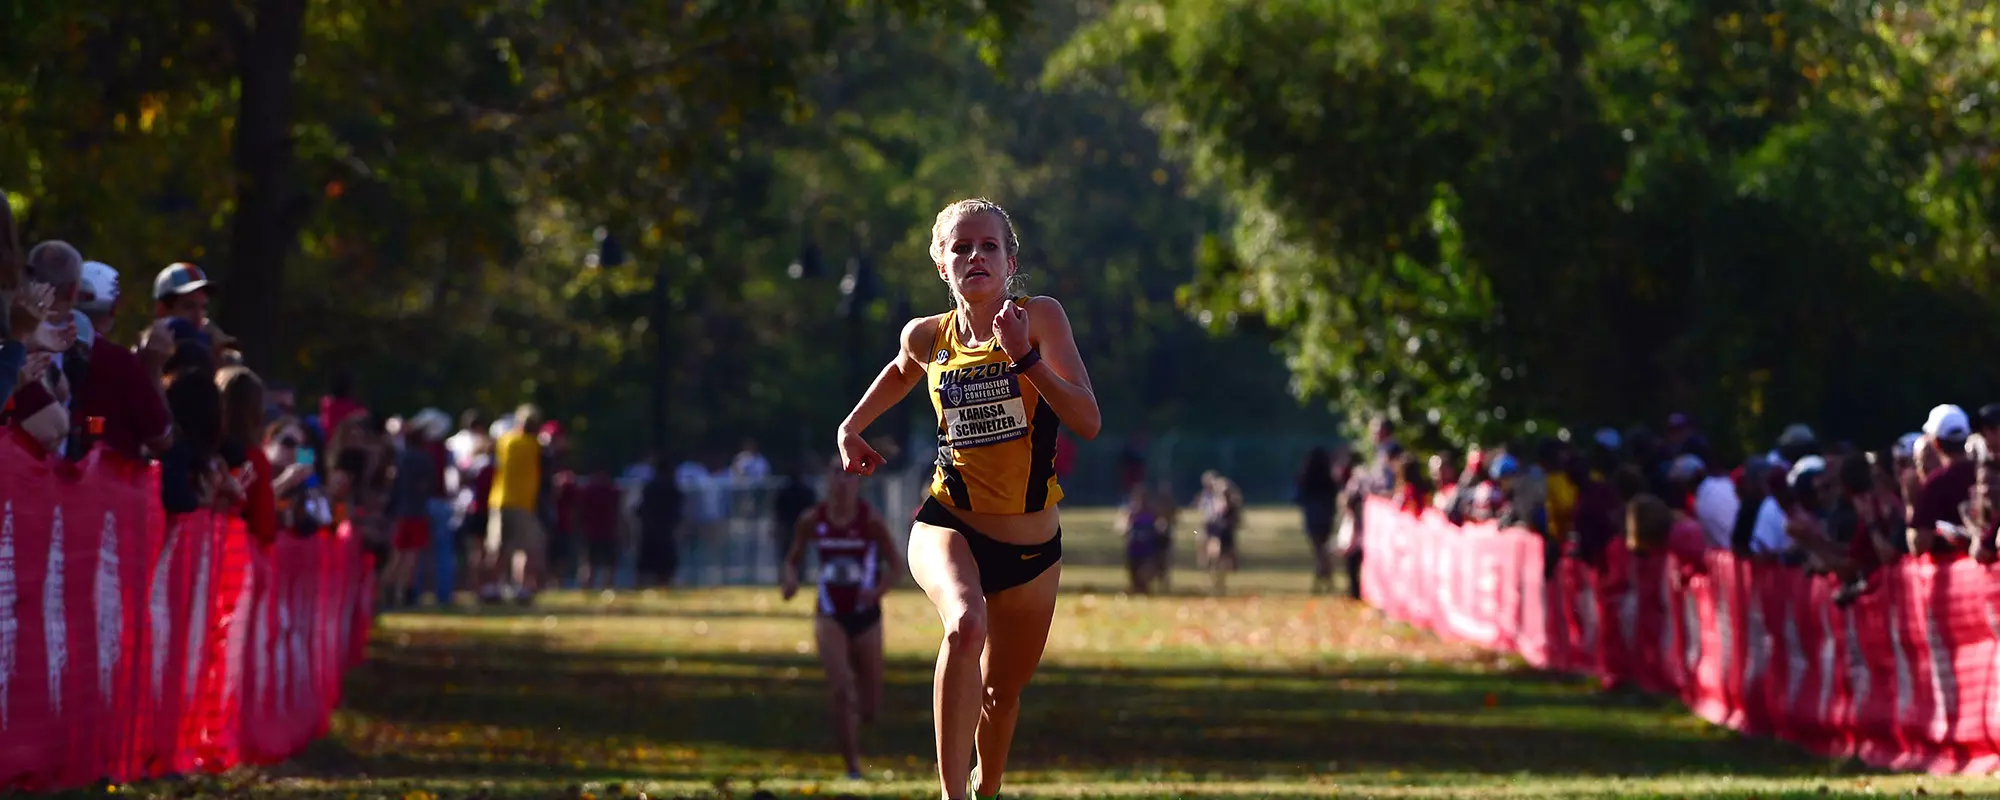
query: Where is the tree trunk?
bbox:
[220,0,307,372]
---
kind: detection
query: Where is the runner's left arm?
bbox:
[1019,296,1101,440]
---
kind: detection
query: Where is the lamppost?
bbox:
[836,251,878,400]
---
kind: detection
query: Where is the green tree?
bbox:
[1055,0,2000,455]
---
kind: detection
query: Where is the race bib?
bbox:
[821,557,866,586]
[938,363,1029,449]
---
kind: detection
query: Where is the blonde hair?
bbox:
[928,198,1028,302]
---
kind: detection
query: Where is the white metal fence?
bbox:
[628,469,926,589]
[582,431,1342,589]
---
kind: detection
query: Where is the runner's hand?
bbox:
[838,427,883,476]
[858,585,887,606]
[780,574,799,601]
[993,299,1031,360]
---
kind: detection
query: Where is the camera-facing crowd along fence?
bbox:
[1363,496,2000,774]
[0,431,374,790]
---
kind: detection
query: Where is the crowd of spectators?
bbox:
[0,193,711,611]
[1347,406,2000,607]
[0,198,285,526]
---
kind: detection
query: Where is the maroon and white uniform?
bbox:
[809,502,882,617]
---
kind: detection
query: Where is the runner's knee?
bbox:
[983,681,1023,714]
[829,680,857,706]
[943,605,987,654]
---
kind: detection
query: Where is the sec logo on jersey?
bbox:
[935,349,950,365]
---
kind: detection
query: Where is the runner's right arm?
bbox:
[781,508,815,600]
[836,316,938,474]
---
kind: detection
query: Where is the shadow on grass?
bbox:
[303,619,1852,786]
[385,603,811,623]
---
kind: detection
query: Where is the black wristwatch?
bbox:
[1009,347,1042,375]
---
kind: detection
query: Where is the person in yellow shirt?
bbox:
[485,404,546,605]
[1544,441,1579,543]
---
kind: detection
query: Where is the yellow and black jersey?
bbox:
[924,306,1064,514]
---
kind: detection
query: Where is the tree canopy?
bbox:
[1,0,1336,472]
[1056,0,2000,456]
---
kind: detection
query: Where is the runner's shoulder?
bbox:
[1015,295,1071,323]
[901,313,949,358]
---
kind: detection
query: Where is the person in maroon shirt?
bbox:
[73,261,173,462]
[574,468,624,590]
[1908,404,1979,557]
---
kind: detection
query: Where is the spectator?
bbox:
[217,366,278,544]
[1297,445,1342,594]
[486,404,547,605]
[1570,452,1626,566]
[575,467,624,590]
[151,262,214,351]
[407,408,457,606]
[731,438,771,482]
[1783,457,1848,573]
[1908,404,1978,556]
[332,411,393,565]
[1631,456,1705,561]
[7,353,68,452]
[6,285,70,433]
[452,421,497,595]
[160,346,227,517]
[71,261,173,463]
[263,379,297,424]
[446,409,488,470]
[675,449,729,555]
[1542,439,1579,542]
[1729,459,1794,559]
[264,415,326,538]
[319,370,365,438]
[1693,454,1740,550]
[0,196,22,401]
[540,421,575,587]
[548,462,579,587]
[26,241,85,457]
[1429,451,1462,514]
[383,410,441,610]
[637,457,683,587]
[1776,423,1820,467]
[1393,458,1432,515]
[1662,412,1701,458]
[1504,443,1550,536]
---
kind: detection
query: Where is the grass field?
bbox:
[147,506,2000,799]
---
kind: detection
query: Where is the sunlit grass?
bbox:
[122,506,2000,799]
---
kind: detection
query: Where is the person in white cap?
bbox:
[1907,404,1980,556]
[71,261,174,463]
[409,408,461,606]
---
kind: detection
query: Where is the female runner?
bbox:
[835,198,1101,800]
[781,457,903,780]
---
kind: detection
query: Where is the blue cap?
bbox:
[166,317,212,348]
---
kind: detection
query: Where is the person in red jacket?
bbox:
[218,365,277,543]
